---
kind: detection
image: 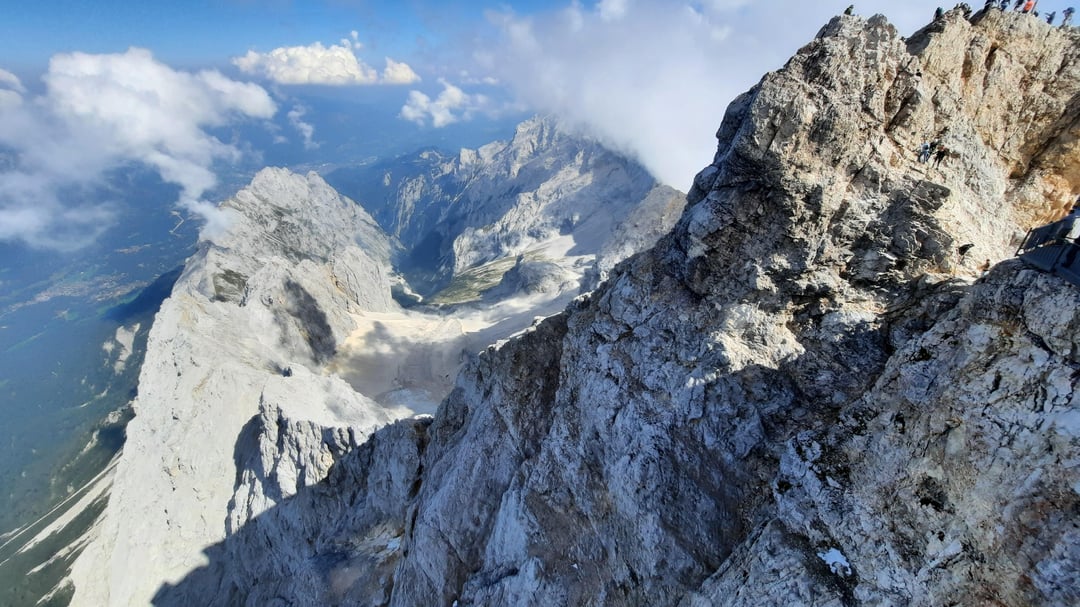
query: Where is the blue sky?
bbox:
[0,0,554,72]
[0,0,1032,250]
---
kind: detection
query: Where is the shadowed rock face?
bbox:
[63,144,686,604]
[282,280,336,365]
[372,11,1076,606]
[73,9,1080,607]
[66,169,410,607]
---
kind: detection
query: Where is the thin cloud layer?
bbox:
[400,79,491,128]
[0,69,22,110]
[288,105,318,150]
[234,34,421,86]
[0,48,276,250]
[475,0,947,189]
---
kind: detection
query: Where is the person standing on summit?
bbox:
[1022,0,1036,14]
[1063,7,1075,26]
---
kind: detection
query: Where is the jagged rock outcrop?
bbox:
[379,11,1078,605]
[65,131,686,604]
[72,8,1080,607]
[147,9,1080,607]
[66,169,414,606]
[154,414,431,607]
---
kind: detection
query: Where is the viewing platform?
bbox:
[1016,216,1080,287]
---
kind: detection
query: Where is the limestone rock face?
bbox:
[67,169,412,606]
[74,9,1080,607]
[154,415,430,607]
[375,10,1078,606]
[64,139,684,605]
[330,116,686,295]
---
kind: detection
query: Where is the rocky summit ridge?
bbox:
[64,118,683,605]
[328,115,685,296]
[73,7,1079,607]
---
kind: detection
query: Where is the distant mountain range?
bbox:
[327,115,684,298]
[54,8,1080,606]
[55,116,684,606]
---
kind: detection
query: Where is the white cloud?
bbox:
[598,0,630,21]
[383,58,422,85]
[234,37,421,86]
[701,0,753,10]
[0,89,21,110]
[288,105,318,150]
[0,69,22,110]
[400,79,490,128]
[0,68,25,93]
[234,42,378,85]
[475,0,951,189]
[0,48,276,250]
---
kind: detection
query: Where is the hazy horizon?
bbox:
[0,0,973,252]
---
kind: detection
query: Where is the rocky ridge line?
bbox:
[148,9,1080,606]
[329,115,685,294]
[65,121,690,604]
[66,169,413,606]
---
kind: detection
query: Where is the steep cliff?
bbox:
[65,132,688,604]
[71,7,1080,607]
[147,9,1079,606]
[66,169,415,606]
[389,10,1079,605]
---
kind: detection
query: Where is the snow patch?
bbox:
[818,548,852,576]
[110,324,139,374]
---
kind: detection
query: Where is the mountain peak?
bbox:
[69,9,1080,606]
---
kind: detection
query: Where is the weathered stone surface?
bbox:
[332,115,686,295]
[376,10,1080,606]
[64,127,688,605]
[153,416,430,607]
[66,169,411,606]
[757,262,1080,606]
[72,8,1080,607]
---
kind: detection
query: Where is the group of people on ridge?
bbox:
[938,2,1077,25]
[917,139,951,168]
[994,0,1075,25]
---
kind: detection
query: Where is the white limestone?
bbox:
[69,9,1080,607]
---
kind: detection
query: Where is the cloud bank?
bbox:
[0,48,276,250]
[234,33,421,86]
[400,79,492,128]
[474,0,949,189]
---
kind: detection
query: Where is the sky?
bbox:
[0,0,1053,251]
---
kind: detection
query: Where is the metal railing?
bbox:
[1016,216,1080,286]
